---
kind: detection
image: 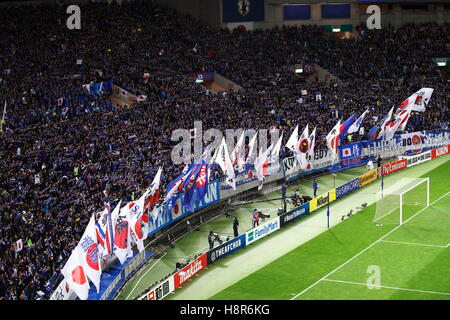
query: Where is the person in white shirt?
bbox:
[366,160,374,170]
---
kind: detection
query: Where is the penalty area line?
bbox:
[289,191,450,300]
[322,278,450,297]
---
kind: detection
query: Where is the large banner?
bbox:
[139,275,175,300]
[246,217,280,245]
[359,169,378,187]
[431,144,449,159]
[148,181,220,236]
[279,202,310,228]
[173,253,208,289]
[380,159,407,176]
[283,149,338,181]
[339,142,366,169]
[335,178,360,199]
[222,0,265,23]
[207,234,246,264]
[363,130,450,157]
[400,151,431,167]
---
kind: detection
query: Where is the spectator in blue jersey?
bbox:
[281,183,287,212]
[313,179,318,198]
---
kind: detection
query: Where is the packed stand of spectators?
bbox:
[0,1,448,299]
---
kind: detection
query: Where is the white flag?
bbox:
[231,131,246,172]
[397,88,434,113]
[111,200,132,264]
[285,125,298,153]
[246,132,258,165]
[347,109,369,134]
[326,120,341,158]
[377,106,394,139]
[214,138,236,190]
[255,145,273,183]
[129,190,150,252]
[269,134,283,164]
[297,124,310,170]
[15,239,23,253]
[77,214,101,293]
[61,246,90,300]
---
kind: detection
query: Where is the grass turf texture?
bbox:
[210,159,450,300]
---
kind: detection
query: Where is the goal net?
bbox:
[374,177,429,225]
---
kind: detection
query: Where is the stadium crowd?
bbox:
[0,1,448,299]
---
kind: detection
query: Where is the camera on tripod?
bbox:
[212,232,229,245]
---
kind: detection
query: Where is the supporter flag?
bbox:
[171,197,183,220]
[231,131,245,172]
[82,84,91,93]
[182,163,202,211]
[214,137,236,190]
[57,97,64,106]
[129,190,150,252]
[164,164,191,209]
[296,124,310,170]
[137,95,147,102]
[77,214,101,293]
[143,73,150,83]
[347,110,369,134]
[15,239,23,253]
[269,134,283,164]
[397,88,433,113]
[254,145,273,186]
[326,120,341,158]
[111,200,132,264]
[245,132,258,165]
[95,202,114,257]
[193,160,209,205]
[385,104,413,139]
[61,246,90,300]
[396,103,413,132]
[339,114,356,144]
[143,167,162,238]
[377,106,394,139]
[369,125,379,140]
[285,125,299,155]
[384,116,404,141]
[99,79,113,95]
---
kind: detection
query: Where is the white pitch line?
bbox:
[290,191,450,300]
[125,252,167,300]
[379,240,448,248]
[322,279,450,297]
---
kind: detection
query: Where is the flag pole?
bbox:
[0,101,6,133]
[327,191,330,229]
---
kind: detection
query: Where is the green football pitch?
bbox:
[117,154,450,300]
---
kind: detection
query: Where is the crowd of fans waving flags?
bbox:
[59,87,434,299]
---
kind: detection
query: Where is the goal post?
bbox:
[374,177,430,225]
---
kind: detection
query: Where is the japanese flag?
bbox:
[77,215,101,292]
[61,246,90,300]
[171,197,183,220]
[129,190,150,252]
[326,120,341,158]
